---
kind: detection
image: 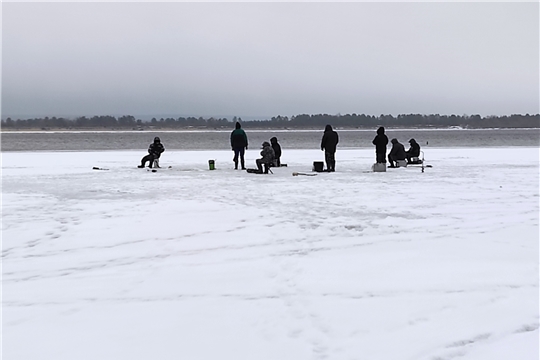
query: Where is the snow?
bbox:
[2,147,539,360]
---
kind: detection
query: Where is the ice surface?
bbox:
[2,147,539,360]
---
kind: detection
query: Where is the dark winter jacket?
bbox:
[259,142,275,164]
[372,127,389,154]
[389,139,406,160]
[270,137,281,159]
[406,139,421,157]
[230,122,248,149]
[321,125,339,153]
[148,139,165,158]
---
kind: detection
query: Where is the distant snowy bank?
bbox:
[2,126,540,134]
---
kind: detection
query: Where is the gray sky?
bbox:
[2,2,539,119]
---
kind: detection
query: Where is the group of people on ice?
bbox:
[318,125,421,171]
[230,121,282,174]
[137,122,421,172]
[372,126,422,168]
[316,125,422,171]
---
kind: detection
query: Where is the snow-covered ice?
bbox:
[2,147,539,360]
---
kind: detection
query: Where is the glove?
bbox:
[246,146,248,150]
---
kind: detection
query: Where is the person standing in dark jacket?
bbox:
[388,138,406,168]
[270,137,282,167]
[320,124,339,172]
[138,137,165,168]
[230,122,248,170]
[372,126,389,164]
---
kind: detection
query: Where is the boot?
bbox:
[241,159,246,170]
[234,160,238,170]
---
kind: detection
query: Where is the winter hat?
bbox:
[154,137,161,142]
[391,138,398,144]
[262,141,270,147]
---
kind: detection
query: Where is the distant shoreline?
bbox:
[2,126,539,133]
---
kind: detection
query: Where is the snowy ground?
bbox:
[2,147,539,360]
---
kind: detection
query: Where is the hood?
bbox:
[261,141,270,148]
[154,137,161,143]
[409,138,417,144]
[270,137,278,144]
[325,124,333,132]
[235,122,241,129]
[377,126,385,135]
[391,138,398,144]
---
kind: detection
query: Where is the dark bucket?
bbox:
[313,161,324,172]
[208,160,215,170]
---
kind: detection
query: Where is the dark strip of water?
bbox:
[1,129,538,152]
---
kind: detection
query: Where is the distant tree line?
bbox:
[2,113,538,129]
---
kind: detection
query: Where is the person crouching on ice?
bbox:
[388,138,406,168]
[256,141,275,174]
[138,137,165,168]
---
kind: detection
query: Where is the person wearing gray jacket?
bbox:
[255,141,275,174]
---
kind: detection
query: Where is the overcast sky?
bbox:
[2,2,538,119]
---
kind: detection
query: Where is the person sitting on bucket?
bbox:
[256,141,275,174]
[138,137,165,168]
[270,137,282,167]
[388,138,406,168]
[406,138,421,163]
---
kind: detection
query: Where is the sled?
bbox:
[405,151,432,172]
[246,164,273,174]
[147,166,173,172]
[246,168,267,174]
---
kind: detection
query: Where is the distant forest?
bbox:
[2,113,539,130]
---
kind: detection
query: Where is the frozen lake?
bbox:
[2,147,539,359]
